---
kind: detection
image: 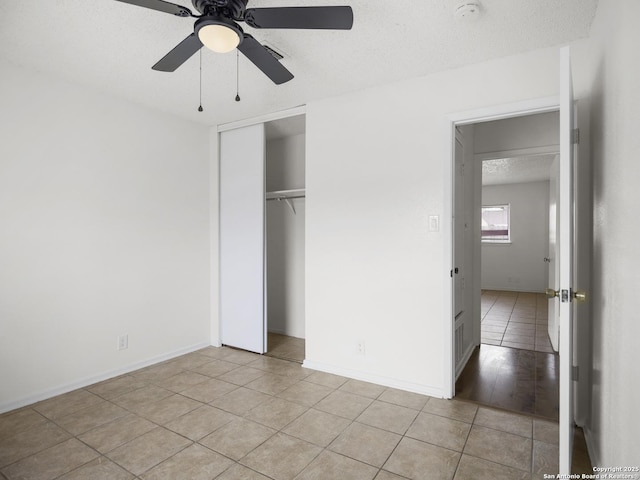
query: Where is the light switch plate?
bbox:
[428,215,439,232]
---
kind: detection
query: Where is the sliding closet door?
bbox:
[220,124,266,353]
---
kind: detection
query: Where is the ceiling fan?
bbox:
[115,0,354,84]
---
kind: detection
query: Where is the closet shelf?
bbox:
[265,188,306,200]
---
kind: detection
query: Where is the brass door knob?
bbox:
[545,288,559,299]
[573,290,587,302]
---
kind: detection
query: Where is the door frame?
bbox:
[443,96,560,397]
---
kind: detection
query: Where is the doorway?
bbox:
[453,112,561,419]
[447,51,592,474]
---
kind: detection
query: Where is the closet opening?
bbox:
[264,115,306,363]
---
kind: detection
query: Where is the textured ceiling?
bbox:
[0,0,598,127]
[482,154,556,186]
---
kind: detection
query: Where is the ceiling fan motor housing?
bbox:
[192,0,248,19]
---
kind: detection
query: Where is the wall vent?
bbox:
[263,44,284,60]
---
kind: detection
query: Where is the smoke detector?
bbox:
[454,1,481,21]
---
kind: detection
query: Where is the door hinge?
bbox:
[572,128,580,145]
[572,365,579,381]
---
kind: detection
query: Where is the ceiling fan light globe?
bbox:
[198,24,240,53]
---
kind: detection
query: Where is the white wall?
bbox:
[0,59,211,412]
[266,134,306,338]
[584,0,640,466]
[481,181,550,292]
[303,41,592,395]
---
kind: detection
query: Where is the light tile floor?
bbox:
[1,346,586,480]
[481,290,554,353]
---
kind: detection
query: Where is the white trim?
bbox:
[217,130,223,349]
[480,286,547,294]
[0,342,211,414]
[217,105,306,133]
[448,96,559,125]
[475,145,560,161]
[444,96,561,398]
[302,360,446,398]
[582,426,599,472]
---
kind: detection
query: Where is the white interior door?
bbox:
[548,154,559,351]
[557,46,576,475]
[220,124,266,354]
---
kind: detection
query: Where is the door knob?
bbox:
[573,290,587,302]
[544,257,551,263]
[547,288,587,302]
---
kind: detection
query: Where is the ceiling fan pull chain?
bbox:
[235,50,241,102]
[198,49,204,112]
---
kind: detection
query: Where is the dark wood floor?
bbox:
[265,332,305,363]
[455,344,559,420]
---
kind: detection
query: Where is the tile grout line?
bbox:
[450,404,479,480]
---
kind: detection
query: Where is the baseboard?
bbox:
[582,425,600,469]
[301,359,446,398]
[0,342,211,414]
[481,286,545,294]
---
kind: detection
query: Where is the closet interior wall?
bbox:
[265,127,306,340]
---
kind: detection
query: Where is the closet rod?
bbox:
[265,187,306,201]
[265,195,305,201]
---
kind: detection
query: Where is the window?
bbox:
[481,204,510,243]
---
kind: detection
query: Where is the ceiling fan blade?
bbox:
[114,0,193,17]
[244,6,353,30]
[237,35,294,85]
[152,33,202,72]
